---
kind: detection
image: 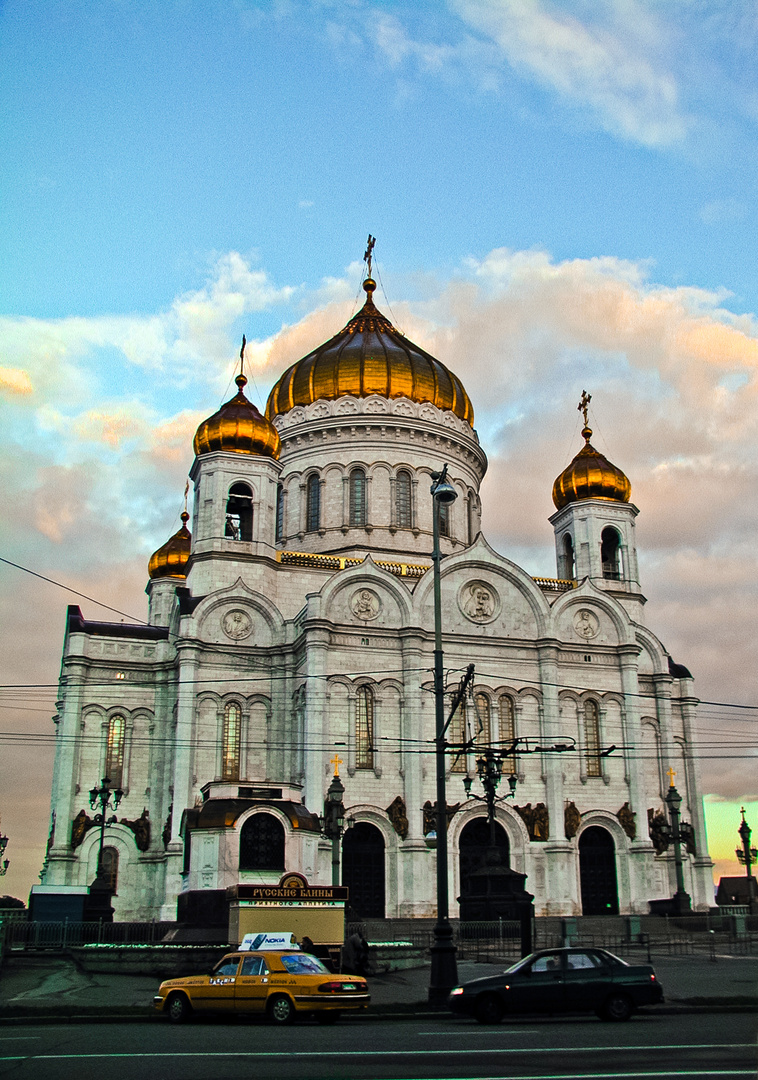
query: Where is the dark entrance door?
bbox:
[459,817,509,899]
[579,826,619,915]
[342,822,385,918]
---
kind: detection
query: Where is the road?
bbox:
[0,1013,755,1080]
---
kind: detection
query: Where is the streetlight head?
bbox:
[463,775,473,796]
[507,773,518,798]
[432,478,457,504]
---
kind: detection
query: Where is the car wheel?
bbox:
[475,993,504,1024]
[315,1010,340,1025]
[166,992,191,1024]
[601,993,633,1022]
[267,994,296,1025]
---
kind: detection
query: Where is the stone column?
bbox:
[537,639,573,914]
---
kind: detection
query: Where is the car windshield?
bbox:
[280,953,329,974]
[597,950,629,967]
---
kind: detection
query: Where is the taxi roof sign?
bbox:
[239,932,301,952]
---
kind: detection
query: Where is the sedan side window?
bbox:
[531,954,562,973]
[566,952,597,970]
[241,955,266,976]
[214,959,240,977]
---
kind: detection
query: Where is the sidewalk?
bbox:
[0,954,756,1022]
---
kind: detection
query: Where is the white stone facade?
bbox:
[42,387,714,921]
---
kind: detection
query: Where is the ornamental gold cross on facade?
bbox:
[667,767,677,787]
[330,752,344,777]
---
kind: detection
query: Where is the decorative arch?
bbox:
[578,824,619,915]
[342,820,385,918]
[306,472,321,532]
[601,526,623,580]
[239,812,285,872]
[395,468,413,529]
[349,467,367,527]
[225,481,254,541]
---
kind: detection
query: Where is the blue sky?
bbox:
[1,0,757,897]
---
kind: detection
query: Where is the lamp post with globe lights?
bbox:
[428,464,459,1006]
[736,807,757,912]
[664,771,691,915]
[0,823,9,876]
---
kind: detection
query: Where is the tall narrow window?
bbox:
[467,493,476,545]
[225,482,253,541]
[101,847,119,893]
[601,527,622,580]
[499,696,517,775]
[105,714,125,788]
[474,693,491,748]
[449,698,467,772]
[275,484,284,542]
[239,814,285,871]
[396,470,412,528]
[563,533,575,579]
[584,700,602,777]
[349,468,367,527]
[356,686,374,769]
[306,474,320,533]
[438,500,451,538]
[222,702,242,781]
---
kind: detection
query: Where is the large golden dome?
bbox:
[552,423,631,509]
[194,374,281,458]
[148,512,192,580]
[265,278,474,425]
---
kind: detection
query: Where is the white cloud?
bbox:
[451,0,690,145]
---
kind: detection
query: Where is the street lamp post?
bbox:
[89,776,123,884]
[736,807,757,912]
[428,464,459,1006]
[0,824,9,876]
[463,749,518,845]
[664,772,691,915]
[322,759,347,887]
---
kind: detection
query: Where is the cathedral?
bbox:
[41,264,714,922]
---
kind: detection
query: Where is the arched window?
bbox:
[225,482,253,541]
[438,499,451,538]
[584,700,601,777]
[601,527,622,580]
[467,493,476,545]
[275,484,284,542]
[356,686,374,769]
[105,714,125,788]
[349,467,367,527]
[449,698,467,773]
[239,814,285,871]
[306,474,320,533]
[101,846,119,893]
[474,693,490,748]
[499,696,516,774]
[563,533,575,579]
[396,470,412,528]
[222,702,242,781]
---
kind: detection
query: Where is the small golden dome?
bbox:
[148,512,192,580]
[265,278,474,425]
[552,424,631,509]
[194,374,281,458]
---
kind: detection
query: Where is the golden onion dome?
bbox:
[194,374,281,458]
[148,512,192,580]
[552,423,631,510]
[265,278,474,426]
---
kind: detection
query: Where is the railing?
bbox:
[279,550,430,578]
[532,577,576,592]
[3,920,182,950]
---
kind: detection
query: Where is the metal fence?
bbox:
[1,920,181,950]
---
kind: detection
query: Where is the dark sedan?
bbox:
[448,947,663,1023]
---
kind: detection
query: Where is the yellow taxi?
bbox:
[154,950,369,1024]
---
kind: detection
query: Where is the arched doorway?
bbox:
[342,822,385,918]
[579,826,619,915]
[459,817,509,899]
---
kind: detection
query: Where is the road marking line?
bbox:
[0,1045,754,1062]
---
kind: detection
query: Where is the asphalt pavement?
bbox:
[0,952,756,1021]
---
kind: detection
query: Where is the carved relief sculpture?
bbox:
[121,807,151,852]
[222,609,253,641]
[162,803,173,851]
[350,588,380,621]
[460,580,498,623]
[385,796,409,840]
[564,800,581,839]
[422,800,461,836]
[573,609,599,640]
[70,809,93,850]
[617,801,636,840]
[515,802,549,841]
[647,807,670,854]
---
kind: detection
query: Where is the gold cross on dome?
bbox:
[330,753,344,777]
[239,334,246,377]
[364,234,376,277]
[578,390,592,426]
[667,767,676,787]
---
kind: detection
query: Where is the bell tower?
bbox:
[549,393,642,609]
